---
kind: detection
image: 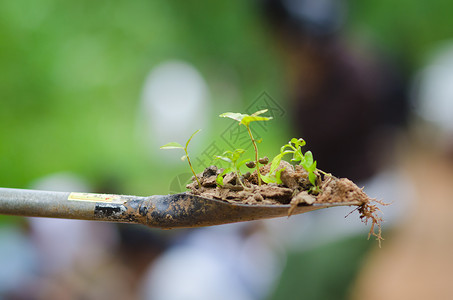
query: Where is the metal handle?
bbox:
[1,187,352,229]
[0,187,147,224]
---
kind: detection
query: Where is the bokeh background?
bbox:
[1,0,453,299]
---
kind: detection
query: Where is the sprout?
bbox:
[160,129,202,188]
[219,109,272,185]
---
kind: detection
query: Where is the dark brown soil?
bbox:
[187,161,386,245]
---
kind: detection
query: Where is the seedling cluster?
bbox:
[160,109,385,245]
[160,109,321,192]
[214,149,248,187]
[265,138,320,193]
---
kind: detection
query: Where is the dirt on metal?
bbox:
[187,161,387,245]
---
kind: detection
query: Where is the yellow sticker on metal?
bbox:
[68,192,123,203]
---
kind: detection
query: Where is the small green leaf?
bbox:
[232,149,246,161]
[256,138,263,144]
[308,172,317,186]
[214,156,231,163]
[269,153,283,174]
[260,174,274,184]
[308,161,317,172]
[291,138,306,147]
[216,168,232,186]
[220,110,272,126]
[185,129,201,149]
[251,109,269,116]
[160,142,184,149]
[219,112,246,122]
[240,115,272,126]
[304,151,314,166]
[275,167,285,184]
[216,174,224,186]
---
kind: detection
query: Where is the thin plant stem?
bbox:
[234,168,246,188]
[246,125,261,185]
[185,148,201,188]
[318,169,331,177]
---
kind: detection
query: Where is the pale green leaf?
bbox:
[270,153,283,174]
[260,174,274,184]
[216,167,233,186]
[308,161,317,172]
[251,109,269,116]
[216,174,224,186]
[240,115,272,126]
[291,138,306,148]
[219,112,246,122]
[181,155,187,161]
[232,149,245,161]
[160,142,184,149]
[304,151,314,166]
[220,111,272,126]
[275,167,285,184]
[214,156,232,163]
[308,172,317,186]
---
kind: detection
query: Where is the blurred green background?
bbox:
[2,0,452,196]
[1,0,453,298]
[0,0,286,200]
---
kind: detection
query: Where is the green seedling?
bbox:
[214,149,248,187]
[160,129,202,188]
[261,166,286,185]
[219,109,272,185]
[267,138,320,192]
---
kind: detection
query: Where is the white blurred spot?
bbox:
[413,42,453,134]
[139,60,210,161]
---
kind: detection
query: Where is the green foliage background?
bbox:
[2,0,452,197]
[0,0,284,200]
[0,1,452,297]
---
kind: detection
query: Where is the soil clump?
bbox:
[187,161,386,245]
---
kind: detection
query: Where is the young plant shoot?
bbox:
[219,109,272,185]
[214,149,248,187]
[266,138,320,193]
[160,129,202,188]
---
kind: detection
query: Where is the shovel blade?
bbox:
[142,193,361,229]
